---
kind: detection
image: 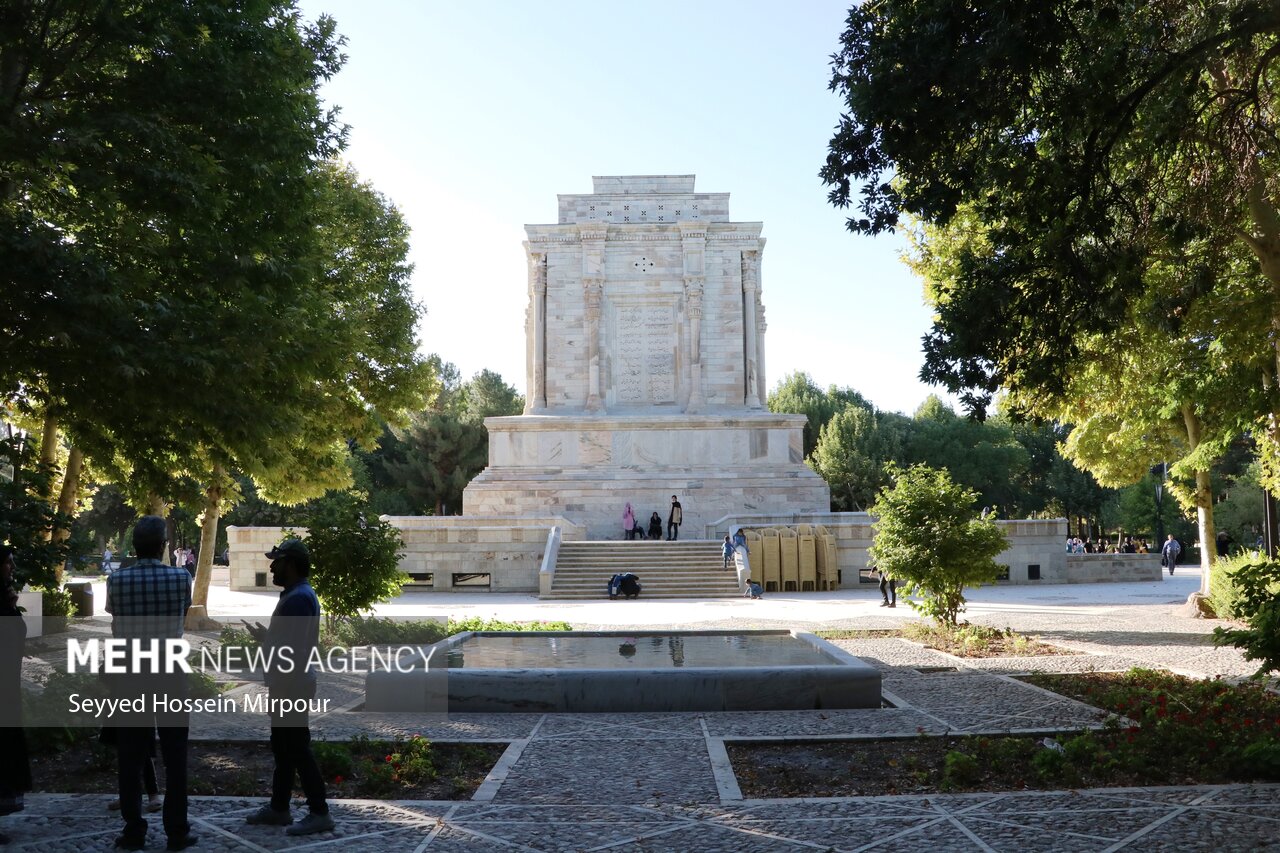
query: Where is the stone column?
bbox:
[524,249,547,414]
[583,276,605,413]
[579,225,607,414]
[756,300,768,405]
[680,222,708,414]
[684,275,706,413]
[741,250,763,408]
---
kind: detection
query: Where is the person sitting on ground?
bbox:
[744,579,763,599]
[608,572,642,599]
[618,572,641,599]
[647,512,662,540]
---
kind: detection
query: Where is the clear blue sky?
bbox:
[297,0,954,415]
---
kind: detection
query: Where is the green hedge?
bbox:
[1210,552,1280,620]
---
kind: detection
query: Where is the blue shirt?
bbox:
[265,579,321,689]
[106,558,192,640]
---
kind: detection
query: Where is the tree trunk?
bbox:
[38,411,59,544]
[51,446,84,582]
[1181,405,1218,596]
[37,409,58,493]
[192,467,224,609]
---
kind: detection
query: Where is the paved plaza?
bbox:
[6,567,1279,851]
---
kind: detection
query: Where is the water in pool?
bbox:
[444,633,837,669]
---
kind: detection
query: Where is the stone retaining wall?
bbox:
[1064,553,1163,583]
[227,516,585,593]
[707,514,1081,587]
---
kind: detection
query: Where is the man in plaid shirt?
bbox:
[104,516,196,851]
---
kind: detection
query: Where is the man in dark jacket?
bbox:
[244,539,334,837]
[667,495,683,541]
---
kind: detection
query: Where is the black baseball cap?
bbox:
[265,539,310,562]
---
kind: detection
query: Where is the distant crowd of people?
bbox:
[1065,535,1152,555]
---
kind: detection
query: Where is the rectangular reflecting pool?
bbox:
[365,630,882,713]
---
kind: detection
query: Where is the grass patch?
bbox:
[818,623,1066,657]
[218,616,575,656]
[902,622,1067,657]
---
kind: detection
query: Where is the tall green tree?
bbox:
[767,371,871,457]
[904,396,1029,514]
[3,2,351,492]
[821,1,1280,490]
[2,4,433,616]
[811,405,902,511]
[381,362,521,516]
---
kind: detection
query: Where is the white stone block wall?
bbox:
[1064,553,1163,582]
[702,515,1141,587]
[227,525,305,591]
[227,518,585,593]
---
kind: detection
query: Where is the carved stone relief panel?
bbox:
[608,297,677,405]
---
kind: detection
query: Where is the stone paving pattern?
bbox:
[9,574,1280,849]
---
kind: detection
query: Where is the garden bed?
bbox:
[30,736,506,801]
[730,669,1280,797]
[818,623,1070,658]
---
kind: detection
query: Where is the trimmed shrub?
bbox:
[1209,551,1277,621]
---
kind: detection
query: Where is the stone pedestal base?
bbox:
[465,413,831,539]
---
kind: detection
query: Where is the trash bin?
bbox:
[66,581,94,617]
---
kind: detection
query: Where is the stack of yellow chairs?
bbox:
[760,528,782,591]
[778,527,799,591]
[815,525,839,590]
[797,527,818,591]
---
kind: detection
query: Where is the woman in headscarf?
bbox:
[622,503,636,540]
[0,544,31,842]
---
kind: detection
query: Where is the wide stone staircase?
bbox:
[543,540,741,600]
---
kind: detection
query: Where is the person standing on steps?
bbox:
[667,495,683,541]
[622,503,636,541]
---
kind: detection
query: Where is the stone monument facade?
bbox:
[463,176,830,538]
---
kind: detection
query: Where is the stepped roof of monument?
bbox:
[553,175,734,225]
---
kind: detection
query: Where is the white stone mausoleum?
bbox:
[462,175,831,538]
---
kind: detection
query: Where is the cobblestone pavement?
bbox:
[3,786,1279,851]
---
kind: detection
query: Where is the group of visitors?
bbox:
[1065,535,1151,554]
[0,519,336,850]
[621,496,683,541]
[172,546,197,576]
